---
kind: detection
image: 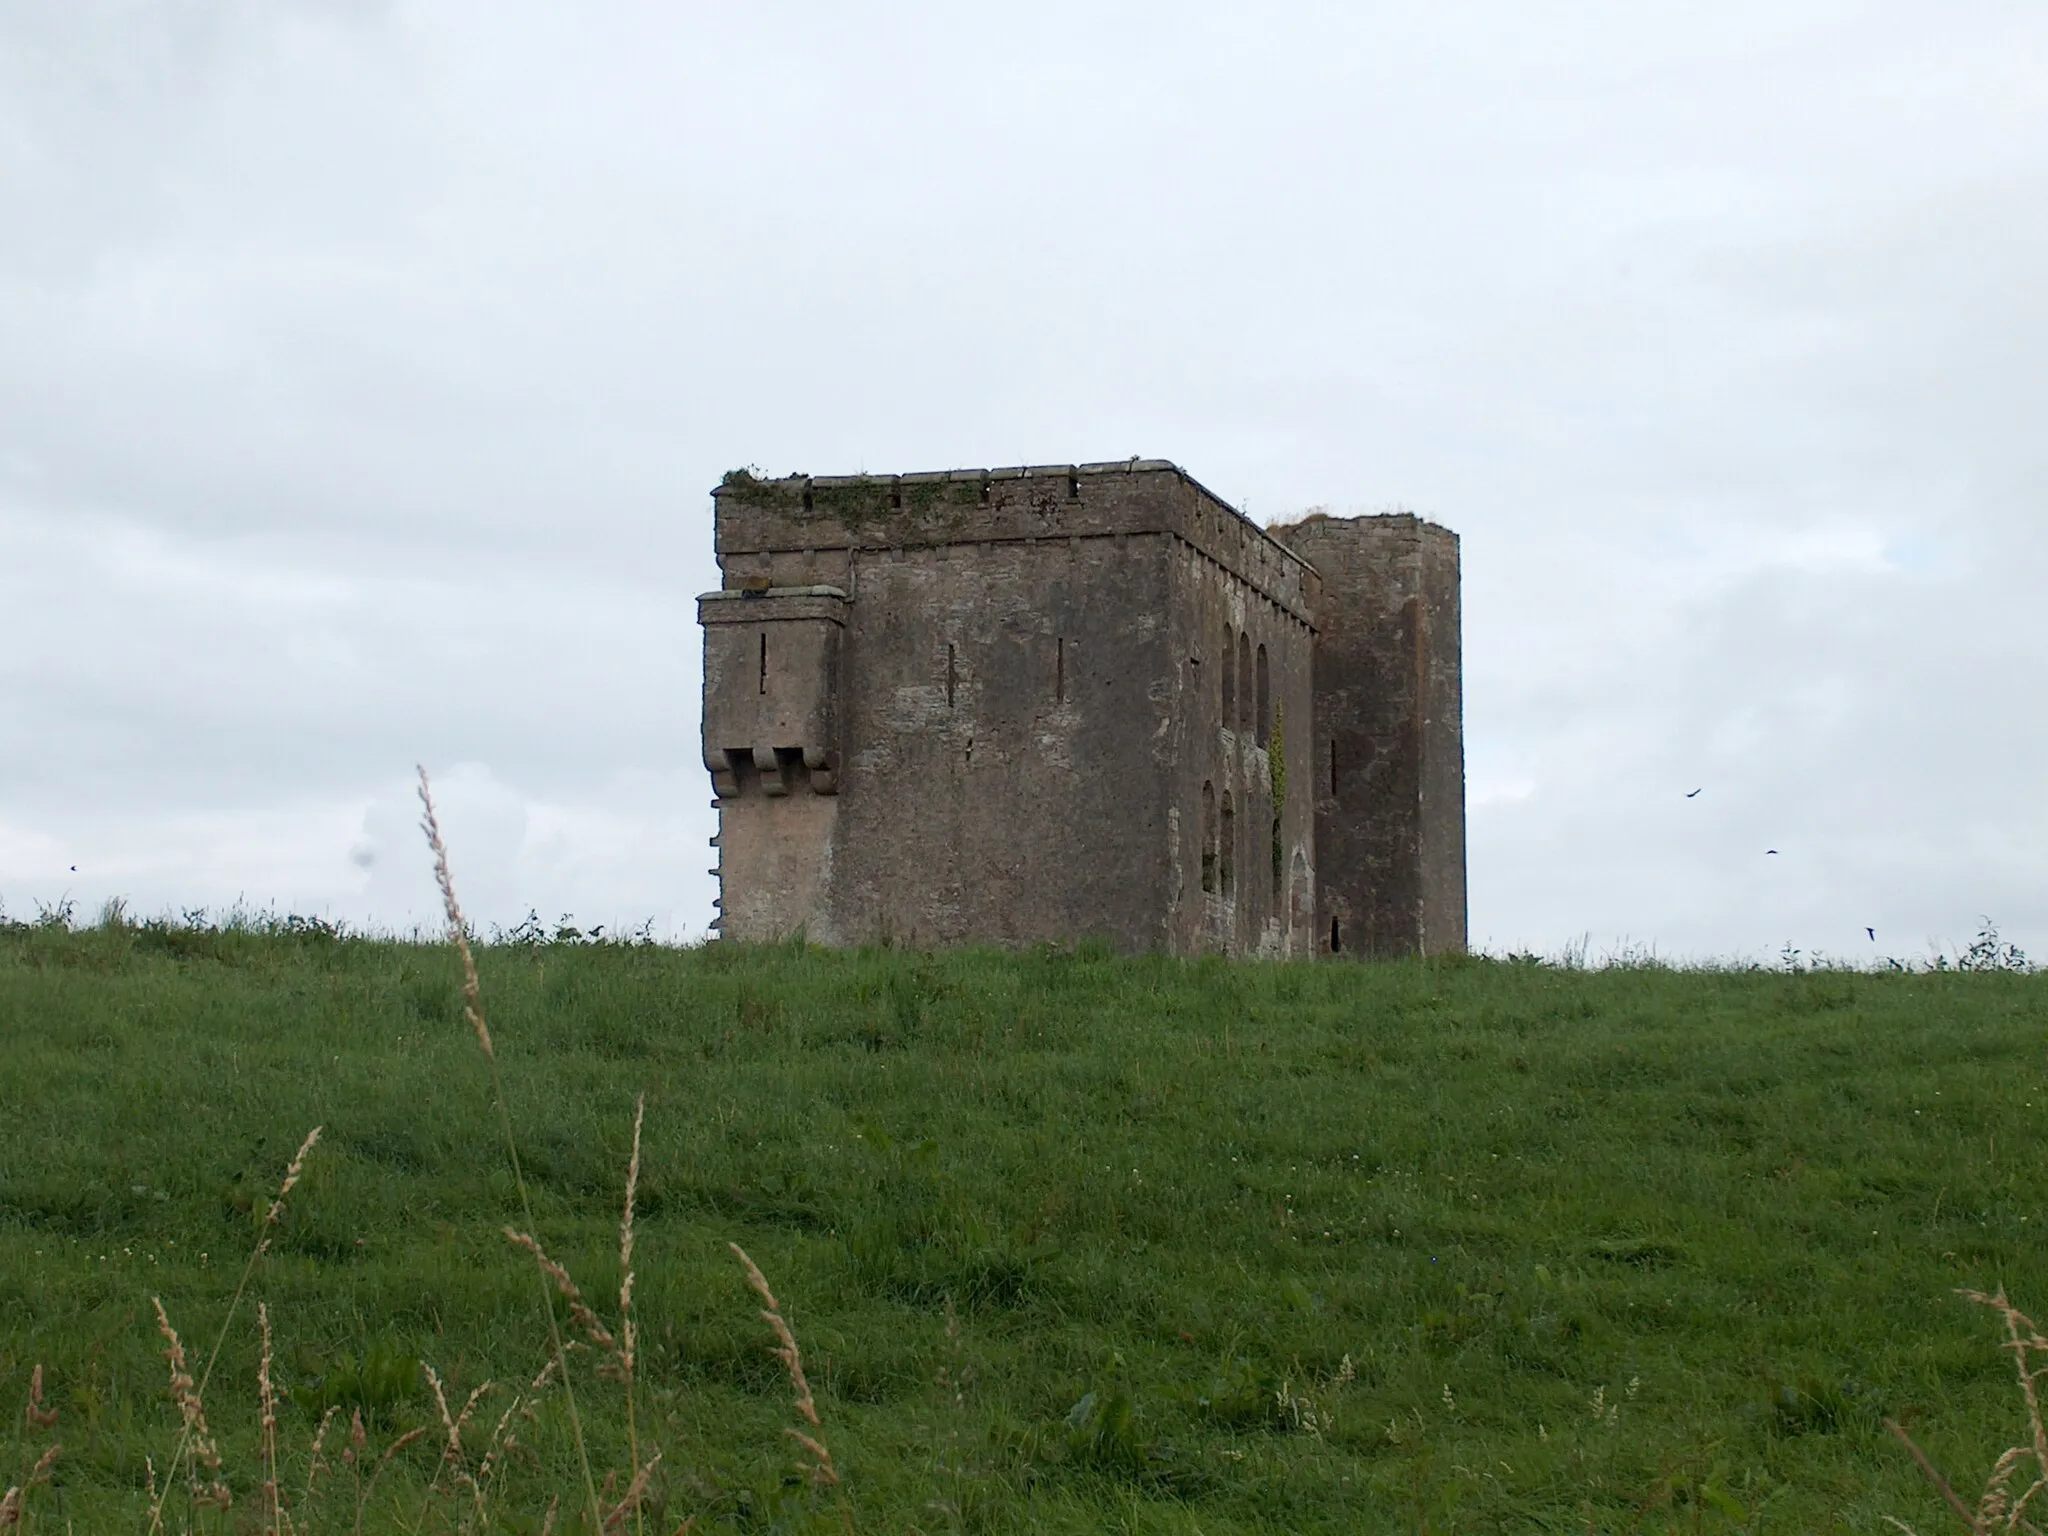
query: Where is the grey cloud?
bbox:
[2,1,2042,955]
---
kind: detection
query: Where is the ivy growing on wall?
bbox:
[1267,699,1287,808]
[1268,699,1288,894]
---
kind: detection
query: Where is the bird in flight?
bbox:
[1867,927,1876,941]
[1765,849,1779,856]
[1685,788,1702,798]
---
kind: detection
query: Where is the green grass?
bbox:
[2,920,2045,1532]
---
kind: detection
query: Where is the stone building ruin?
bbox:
[700,460,1464,957]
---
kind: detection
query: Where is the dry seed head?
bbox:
[304,1406,339,1495]
[601,1451,662,1532]
[618,1094,643,1370]
[258,1304,281,1529]
[416,768,492,1060]
[258,1306,278,1433]
[151,1295,225,1481]
[0,1449,61,1531]
[376,1427,430,1474]
[355,1424,431,1512]
[1887,1291,2048,1534]
[24,1366,56,1432]
[454,1382,492,1444]
[504,1228,620,1358]
[152,1298,190,1387]
[266,1128,323,1227]
[1978,1484,2014,1526]
[729,1244,824,1430]
[731,1243,780,1314]
[786,1429,839,1487]
[475,1398,523,1492]
[425,1364,494,1483]
[425,1364,461,1464]
[0,1447,61,1528]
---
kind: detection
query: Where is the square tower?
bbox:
[1269,513,1466,957]
[701,462,1322,954]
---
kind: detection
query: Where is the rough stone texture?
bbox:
[700,463,1462,957]
[700,586,848,797]
[1161,530,1317,956]
[1268,513,1467,957]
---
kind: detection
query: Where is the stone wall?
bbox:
[1162,533,1318,956]
[834,534,1177,947]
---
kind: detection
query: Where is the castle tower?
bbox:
[1269,514,1466,957]
[699,464,1462,958]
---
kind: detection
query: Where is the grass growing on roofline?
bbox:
[0,913,2044,1531]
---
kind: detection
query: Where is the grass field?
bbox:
[2,915,2046,1532]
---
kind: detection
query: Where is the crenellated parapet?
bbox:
[712,462,1318,624]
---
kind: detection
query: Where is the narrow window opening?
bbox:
[1221,626,1236,727]
[1220,793,1236,897]
[890,479,903,509]
[1255,644,1271,746]
[1200,781,1217,894]
[946,643,956,707]
[1330,917,1342,954]
[1237,632,1252,732]
[978,477,991,505]
[1329,738,1338,796]
[801,483,813,514]
[1055,636,1065,703]
[758,632,768,695]
[1067,470,1080,499]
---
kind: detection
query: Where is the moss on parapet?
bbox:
[715,471,989,548]
[1268,698,1288,809]
[711,463,1318,623]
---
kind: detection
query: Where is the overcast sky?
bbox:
[2,1,2042,962]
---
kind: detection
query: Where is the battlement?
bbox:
[713,460,1318,623]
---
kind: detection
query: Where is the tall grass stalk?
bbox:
[257,1303,280,1535]
[619,1093,645,1536]
[2,1369,62,1529]
[731,1243,839,1492]
[145,1124,320,1534]
[417,766,602,1533]
[1888,1289,2048,1534]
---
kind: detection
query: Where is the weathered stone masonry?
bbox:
[700,460,1464,957]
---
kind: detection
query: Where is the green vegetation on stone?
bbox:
[2,919,2045,1530]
